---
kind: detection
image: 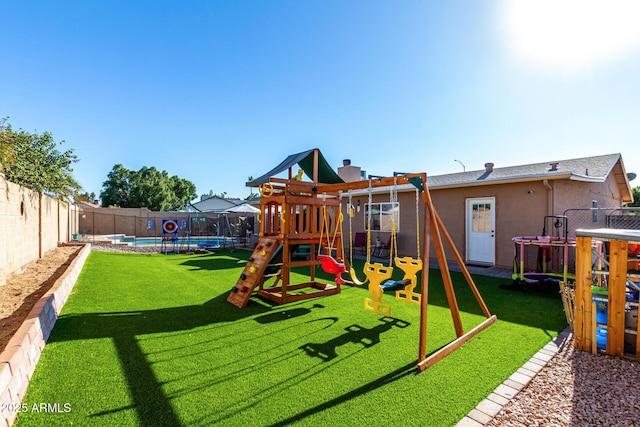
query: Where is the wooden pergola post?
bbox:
[573,236,594,352]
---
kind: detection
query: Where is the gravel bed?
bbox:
[87,241,250,254]
[489,341,640,426]
[88,241,162,253]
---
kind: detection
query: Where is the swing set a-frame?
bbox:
[227,149,496,372]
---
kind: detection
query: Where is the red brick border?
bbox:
[0,244,90,427]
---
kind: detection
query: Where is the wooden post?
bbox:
[434,210,491,318]
[574,236,593,352]
[607,239,628,357]
[312,149,319,183]
[418,194,431,366]
[636,294,640,361]
[423,190,464,337]
[418,315,497,371]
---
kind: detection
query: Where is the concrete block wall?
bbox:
[79,207,194,237]
[77,208,254,239]
[0,243,90,427]
[40,195,59,255]
[0,174,79,286]
[0,175,39,285]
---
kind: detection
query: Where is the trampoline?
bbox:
[511,234,577,285]
[509,215,605,292]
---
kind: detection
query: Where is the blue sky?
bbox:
[2,0,639,202]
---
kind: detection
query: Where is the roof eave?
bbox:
[428,172,601,190]
[344,173,602,195]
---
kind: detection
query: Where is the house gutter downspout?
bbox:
[543,179,553,216]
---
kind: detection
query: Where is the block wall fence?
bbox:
[0,173,79,286]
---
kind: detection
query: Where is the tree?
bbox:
[128,166,168,210]
[100,164,133,208]
[0,117,13,173]
[629,186,640,207]
[0,119,80,199]
[75,191,97,203]
[245,175,259,200]
[100,164,196,211]
[169,175,197,210]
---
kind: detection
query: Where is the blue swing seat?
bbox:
[380,279,411,292]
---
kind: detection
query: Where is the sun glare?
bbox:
[502,0,640,72]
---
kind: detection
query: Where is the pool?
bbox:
[104,235,237,247]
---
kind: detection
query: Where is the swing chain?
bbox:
[415,187,420,258]
[389,175,399,264]
[366,179,373,264]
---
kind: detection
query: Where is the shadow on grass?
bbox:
[49,290,271,341]
[48,289,272,426]
[268,361,416,427]
[195,320,413,426]
[179,252,248,271]
[300,317,410,361]
[90,334,181,426]
[45,250,366,426]
[347,258,567,334]
[254,303,325,324]
[48,288,339,426]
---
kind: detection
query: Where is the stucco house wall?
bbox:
[433,181,549,269]
[345,191,426,258]
[552,177,626,214]
[342,154,633,270]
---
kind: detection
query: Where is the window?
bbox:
[365,202,399,231]
[471,202,492,232]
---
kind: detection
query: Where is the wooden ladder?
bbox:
[227,236,281,308]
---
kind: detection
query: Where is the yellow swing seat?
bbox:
[349,267,367,286]
[363,262,393,315]
[394,256,423,305]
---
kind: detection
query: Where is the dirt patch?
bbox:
[0,245,82,353]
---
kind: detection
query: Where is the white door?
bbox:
[466,198,495,265]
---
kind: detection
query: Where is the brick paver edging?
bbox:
[0,244,91,427]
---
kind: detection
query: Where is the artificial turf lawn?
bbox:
[15,249,568,426]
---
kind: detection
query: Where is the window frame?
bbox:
[364,201,400,232]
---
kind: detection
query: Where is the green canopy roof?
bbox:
[246,148,344,187]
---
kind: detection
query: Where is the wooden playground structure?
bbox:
[227,149,496,371]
